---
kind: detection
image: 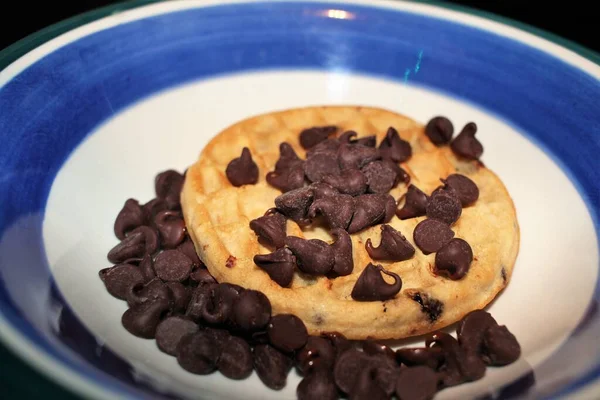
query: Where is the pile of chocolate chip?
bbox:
[100,116,520,399]
[224,117,484,301]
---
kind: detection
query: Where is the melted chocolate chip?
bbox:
[274,186,314,225]
[202,283,241,325]
[154,210,186,249]
[411,293,444,323]
[122,297,171,339]
[185,284,216,322]
[425,116,454,146]
[395,347,444,370]
[297,370,339,400]
[253,247,296,287]
[268,314,308,352]
[338,143,381,170]
[347,194,388,234]
[297,336,336,374]
[126,278,170,307]
[483,325,521,366]
[308,193,355,230]
[426,191,462,225]
[176,331,219,375]
[155,316,199,356]
[350,367,389,400]
[395,366,438,400]
[396,185,429,220]
[300,126,337,149]
[366,224,415,262]
[99,263,145,301]
[379,127,412,163]
[254,344,293,390]
[305,152,341,183]
[322,169,367,196]
[155,170,184,201]
[154,250,193,282]
[434,238,473,280]
[232,289,272,332]
[362,160,399,194]
[266,164,306,193]
[217,335,254,379]
[286,236,335,275]
[114,199,145,240]
[177,238,202,268]
[413,219,455,255]
[249,209,287,249]
[139,254,156,282]
[334,349,371,394]
[330,228,354,276]
[225,147,259,187]
[443,174,479,207]
[451,122,483,160]
[351,263,402,301]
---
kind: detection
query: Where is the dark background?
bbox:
[0,0,597,399]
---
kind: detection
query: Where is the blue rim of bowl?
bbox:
[0,0,599,399]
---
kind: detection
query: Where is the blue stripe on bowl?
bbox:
[0,2,598,398]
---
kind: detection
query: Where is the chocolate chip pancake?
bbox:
[181,106,519,340]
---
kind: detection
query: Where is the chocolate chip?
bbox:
[226,255,236,268]
[185,283,216,321]
[138,254,156,282]
[131,225,160,254]
[308,193,355,230]
[482,324,521,366]
[126,278,170,307]
[99,264,145,300]
[379,127,412,163]
[217,335,254,379]
[176,331,219,375]
[334,348,371,394]
[154,250,192,282]
[225,147,259,187]
[411,292,444,323]
[362,160,399,194]
[114,199,146,240]
[383,194,397,223]
[307,138,341,158]
[267,164,306,193]
[204,327,231,356]
[338,143,381,170]
[286,236,335,275]
[350,367,389,400]
[190,268,217,286]
[347,194,388,233]
[355,136,377,147]
[395,347,444,370]
[351,263,402,301]
[363,340,396,361]
[451,122,483,160]
[177,238,202,268]
[426,331,483,386]
[443,174,479,207]
[300,126,337,149]
[396,185,429,219]
[297,336,336,375]
[457,310,497,356]
[387,161,411,186]
[370,355,401,396]
[250,209,287,249]
[322,331,353,358]
[202,283,241,325]
[297,370,338,400]
[395,366,438,400]
[330,228,354,276]
[155,316,199,356]
[434,238,473,280]
[254,344,293,390]
[143,197,169,224]
[305,152,341,183]
[425,116,454,146]
[366,224,415,262]
[253,247,296,287]
[122,297,171,339]
[154,210,185,249]
[274,142,303,172]
[155,169,185,201]
[274,186,314,225]
[413,219,455,254]
[107,231,147,263]
[322,169,367,196]
[232,289,272,332]
[426,191,462,225]
[310,182,339,200]
[268,314,308,352]
[166,281,191,312]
